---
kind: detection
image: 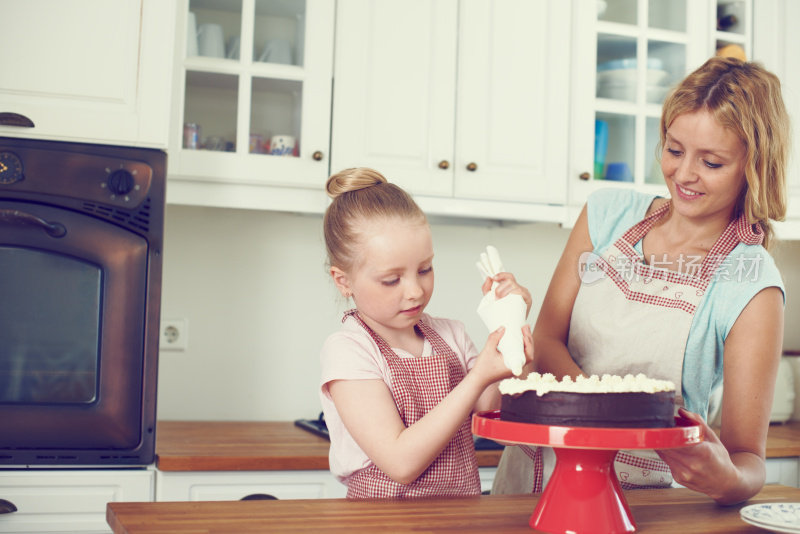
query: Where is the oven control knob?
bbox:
[107,169,135,195]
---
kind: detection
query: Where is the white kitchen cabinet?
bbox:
[765,457,800,488]
[165,0,334,214]
[156,467,497,501]
[567,0,751,223]
[155,469,347,501]
[0,469,153,534]
[753,0,800,239]
[330,0,571,223]
[0,0,175,149]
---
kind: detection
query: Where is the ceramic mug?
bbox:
[269,135,296,156]
[197,23,225,58]
[259,39,293,65]
[186,12,198,56]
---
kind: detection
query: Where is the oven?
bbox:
[0,136,164,466]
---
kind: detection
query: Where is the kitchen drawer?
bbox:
[0,469,154,533]
[155,470,347,501]
[156,467,499,501]
[766,457,800,488]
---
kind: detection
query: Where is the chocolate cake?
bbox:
[499,373,676,428]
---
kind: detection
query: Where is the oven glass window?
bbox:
[0,246,101,404]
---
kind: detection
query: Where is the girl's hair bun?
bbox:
[326,167,387,199]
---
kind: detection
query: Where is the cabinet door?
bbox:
[0,0,174,148]
[568,0,714,216]
[155,470,347,501]
[454,0,570,204]
[167,0,334,209]
[330,0,458,197]
[0,470,153,533]
[753,0,800,231]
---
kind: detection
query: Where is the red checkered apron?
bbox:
[343,310,481,499]
[494,202,762,493]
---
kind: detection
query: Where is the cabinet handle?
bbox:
[0,112,35,128]
[466,162,478,172]
[579,172,591,180]
[438,160,450,170]
[312,151,324,161]
[0,499,17,514]
[240,493,278,501]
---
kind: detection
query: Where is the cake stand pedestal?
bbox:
[472,411,703,534]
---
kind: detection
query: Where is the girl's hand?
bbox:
[656,408,738,502]
[473,323,534,386]
[481,272,533,317]
[472,326,513,385]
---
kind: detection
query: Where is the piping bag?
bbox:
[476,246,527,376]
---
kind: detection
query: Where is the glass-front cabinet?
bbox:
[568,0,752,215]
[167,0,334,212]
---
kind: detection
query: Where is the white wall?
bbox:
[156,205,800,422]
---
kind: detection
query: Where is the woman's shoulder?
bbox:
[586,188,660,248]
[717,242,784,292]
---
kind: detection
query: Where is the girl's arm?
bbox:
[329,326,512,485]
[532,205,592,379]
[657,286,784,504]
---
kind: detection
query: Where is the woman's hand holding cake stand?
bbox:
[656,407,746,505]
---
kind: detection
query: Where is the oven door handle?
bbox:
[0,208,66,237]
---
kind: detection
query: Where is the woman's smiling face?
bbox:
[661,109,747,223]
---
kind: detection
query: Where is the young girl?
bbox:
[319,167,532,499]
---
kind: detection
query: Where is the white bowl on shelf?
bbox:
[596,84,671,102]
[596,68,670,87]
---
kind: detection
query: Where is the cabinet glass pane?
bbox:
[645,117,664,185]
[600,0,637,25]
[717,1,746,35]
[190,0,243,60]
[250,78,302,156]
[596,112,634,182]
[649,0,686,32]
[597,34,637,102]
[254,0,306,66]
[647,41,683,105]
[184,71,238,151]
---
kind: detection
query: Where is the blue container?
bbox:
[594,120,609,179]
[605,162,633,182]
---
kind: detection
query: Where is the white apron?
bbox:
[493,200,758,494]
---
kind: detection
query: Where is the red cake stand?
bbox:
[472,411,703,534]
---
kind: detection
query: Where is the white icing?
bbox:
[499,372,675,397]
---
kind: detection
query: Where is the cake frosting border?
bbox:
[499,372,676,397]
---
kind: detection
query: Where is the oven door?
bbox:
[0,199,148,450]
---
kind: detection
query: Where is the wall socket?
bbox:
[160,318,188,352]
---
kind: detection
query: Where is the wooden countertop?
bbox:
[108,485,800,533]
[155,420,800,472]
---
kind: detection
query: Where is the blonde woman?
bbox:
[494,56,791,505]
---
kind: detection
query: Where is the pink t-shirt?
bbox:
[319,313,479,482]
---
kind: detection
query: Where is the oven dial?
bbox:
[0,151,24,184]
[106,169,135,195]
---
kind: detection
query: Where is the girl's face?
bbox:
[339,217,434,341]
[661,109,747,224]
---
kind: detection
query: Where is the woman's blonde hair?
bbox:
[659,56,791,249]
[323,167,426,272]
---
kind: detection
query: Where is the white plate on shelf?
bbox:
[596,68,670,87]
[740,503,800,533]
